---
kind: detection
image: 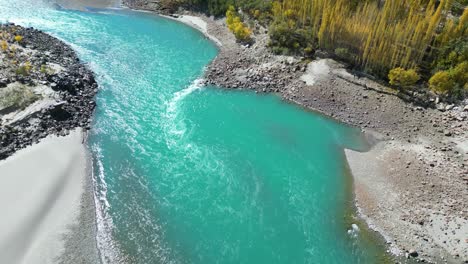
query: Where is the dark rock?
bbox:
[408,249,418,257]
[0,78,8,88]
[0,23,99,160]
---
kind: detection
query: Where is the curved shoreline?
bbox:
[0,24,98,159]
[0,23,100,263]
[121,7,467,263]
[42,3,468,262]
[0,129,100,264]
[2,2,466,263]
[139,10,399,262]
[160,14,223,47]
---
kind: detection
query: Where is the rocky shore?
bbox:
[0,23,98,160]
[123,2,467,263]
[200,16,468,263]
[0,21,100,264]
[201,15,468,263]
[4,1,465,262]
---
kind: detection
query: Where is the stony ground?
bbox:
[0,23,98,159]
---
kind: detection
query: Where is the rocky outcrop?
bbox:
[0,24,98,160]
[123,0,162,12]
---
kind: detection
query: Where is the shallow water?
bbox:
[1,1,386,263]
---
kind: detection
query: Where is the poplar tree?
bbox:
[269,0,464,78]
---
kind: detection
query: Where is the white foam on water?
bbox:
[91,145,127,264]
[163,78,205,149]
[347,223,360,238]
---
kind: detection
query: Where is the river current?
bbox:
[0,1,387,263]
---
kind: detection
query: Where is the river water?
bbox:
[0,1,387,263]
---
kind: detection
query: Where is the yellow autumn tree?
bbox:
[271,0,460,77]
[226,5,252,43]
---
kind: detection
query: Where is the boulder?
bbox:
[408,249,418,257]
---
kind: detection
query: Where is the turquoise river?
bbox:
[1,1,389,263]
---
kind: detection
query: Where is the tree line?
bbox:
[171,0,467,97]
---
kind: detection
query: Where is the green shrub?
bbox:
[433,38,467,72]
[39,64,55,75]
[429,71,455,94]
[0,84,39,110]
[16,66,28,76]
[16,62,32,76]
[388,67,420,88]
[335,48,351,61]
[429,62,468,95]
[450,61,468,86]
[268,20,315,56]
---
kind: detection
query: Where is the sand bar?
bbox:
[0,129,98,264]
[346,141,468,263]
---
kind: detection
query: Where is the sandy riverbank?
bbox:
[346,140,468,263]
[0,129,99,264]
[162,14,223,47]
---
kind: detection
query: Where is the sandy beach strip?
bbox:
[173,15,223,47]
[346,141,468,263]
[0,129,99,264]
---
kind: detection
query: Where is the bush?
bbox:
[252,9,261,19]
[335,47,352,62]
[191,0,271,17]
[335,48,348,57]
[450,61,468,87]
[268,20,315,56]
[0,84,39,110]
[226,6,252,43]
[429,62,468,96]
[39,64,54,75]
[16,66,28,76]
[429,71,455,94]
[433,38,467,72]
[267,3,315,56]
[159,0,181,13]
[451,0,468,15]
[388,67,420,88]
[1,40,7,51]
[16,61,32,76]
[14,35,23,42]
